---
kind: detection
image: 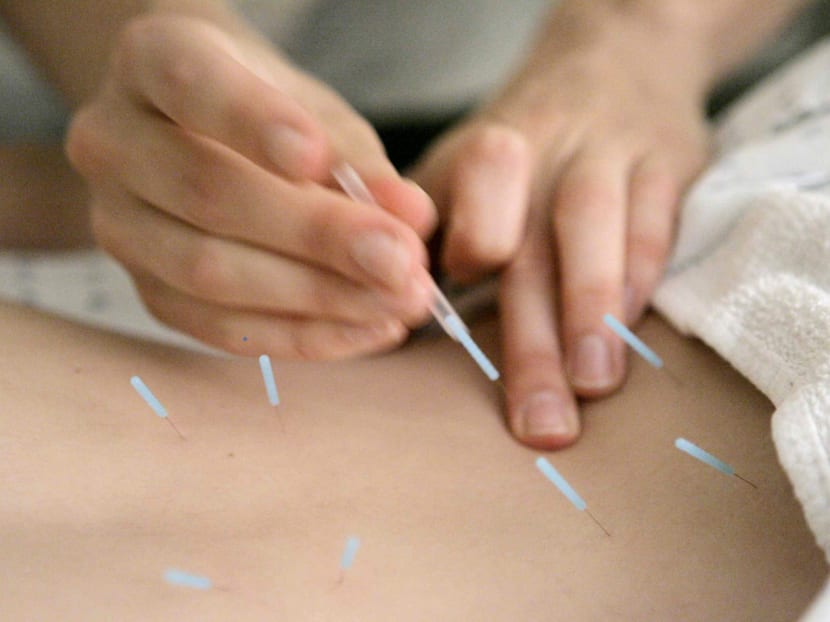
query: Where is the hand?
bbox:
[411,1,712,448]
[67,12,437,359]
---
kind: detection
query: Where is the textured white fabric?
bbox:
[653,38,830,618]
[802,580,830,622]
[0,250,210,352]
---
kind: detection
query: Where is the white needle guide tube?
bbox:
[332,163,500,382]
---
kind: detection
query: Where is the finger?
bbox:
[116,14,431,234]
[114,15,330,180]
[71,103,431,299]
[406,128,459,223]
[442,125,532,282]
[553,149,628,397]
[91,192,427,326]
[365,176,438,241]
[134,274,408,360]
[500,215,580,450]
[328,160,437,242]
[625,155,681,324]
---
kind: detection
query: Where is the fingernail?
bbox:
[341,321,402,345]
[264,125,309,177]
[570,334,613,389]
[519,391,577,439]
[350,232,411,289]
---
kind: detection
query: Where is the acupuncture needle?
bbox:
[535,456,610,536]
[257,354,285,431]
[603,313,683,386]
[258,354,280,406]
[164,568,213,591]
[332,162,501,382]
[130,375,186,439]
[675,438,758,488]
[338,535,361,583]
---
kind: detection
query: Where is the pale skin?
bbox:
[0,0,811,449]
[0,302,826,620]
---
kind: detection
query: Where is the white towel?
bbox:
[654,37,830,618]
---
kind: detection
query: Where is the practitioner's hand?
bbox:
[411,1,712,448]
[67,12,436,359]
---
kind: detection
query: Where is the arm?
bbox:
[628,0,814,79]
[0,0,245,106]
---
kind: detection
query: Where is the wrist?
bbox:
[612,1,717,95]
[611,0,810,82]
[532,1,716,102]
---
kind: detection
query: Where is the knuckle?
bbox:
[177,157,233,231]
[306,281,341,316]
[555,179,617,222]
[465,123,529,167]
[641,167,676,193]
[628,232,671,269]
[509,240,549,282]
[117,17,211,119]
[300,201,340,260]
[511,349,566,381]
[183,238,232,299]
[568,280,619,312]
[158,55,203,117]
[150,24,210,97]
[634,167,680,207]
[287,329,325,361]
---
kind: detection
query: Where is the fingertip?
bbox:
[369,176,439,239]
[509,390,582,450]
[407,269,437,326]
[442,126,531,279]
[403,178,439,239]
[339,318,409,354]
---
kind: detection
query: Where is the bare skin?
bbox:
[0,302,825,620]
[0,0,812,448]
